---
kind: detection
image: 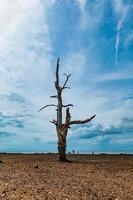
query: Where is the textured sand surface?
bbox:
[0,154,133,200]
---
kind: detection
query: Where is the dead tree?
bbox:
[39,58,96,162]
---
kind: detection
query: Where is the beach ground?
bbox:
[0,153,133,200]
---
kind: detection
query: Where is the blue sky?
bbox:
[0,0,133,153]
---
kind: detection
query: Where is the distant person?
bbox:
[72,149,75,154]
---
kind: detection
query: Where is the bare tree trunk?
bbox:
[57,124,68,161]
[57,133,67,161]
[39,58,96,162]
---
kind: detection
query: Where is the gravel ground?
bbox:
[0,153,133,200]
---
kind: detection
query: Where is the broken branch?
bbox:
[69,114,96,125]
[63,104,73,107]
[50,95,57,98]
[38,104,57,112]
[50,119,57,126]
[63,86,71,90]
[62,73,71,90]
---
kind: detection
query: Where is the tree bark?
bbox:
[39,58,96,162]
[57,123,68,161]
[58,135,67,161]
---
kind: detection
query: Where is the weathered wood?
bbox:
[38,104,57,112]
[55,58,62,127]
[69,114,96,125]
[50,95,57,98]
[39,58,96,162]
[50,119,57,126]
[62,104,73,108]
[62,73,71,90]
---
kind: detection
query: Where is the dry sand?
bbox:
[0,153,133,200]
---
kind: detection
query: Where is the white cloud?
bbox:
[0,0,56,142]
[0,0,132,151]
[76,0,86,12]
[62,52,86,82]
[111,135,133,145]
[89,66,133,82]
[0,0,52,100]
[112,0,130,67]
[76,0,104,30]
[124,31,133,47]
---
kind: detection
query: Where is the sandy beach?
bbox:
[0,153,133,200]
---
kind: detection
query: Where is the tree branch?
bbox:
[50,119,57,126]
[38,104,57,112]
[69,114,96,125]
[62,73,71,90]
[50,95,57,98]
[63,104,73,108]
[62,86,71,90]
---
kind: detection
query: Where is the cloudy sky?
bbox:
[0,0,133,153]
